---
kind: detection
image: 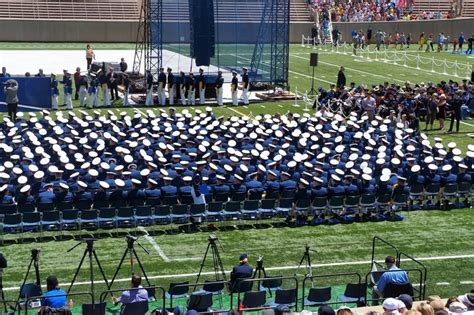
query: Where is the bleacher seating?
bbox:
[0,0,139,20]
[410,0,453,15]
[462,0,474,16]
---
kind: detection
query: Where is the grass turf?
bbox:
[0,43,473,310]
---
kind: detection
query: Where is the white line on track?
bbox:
[136,226,170,262]
[1,253,473,291]
[435,282,451,285]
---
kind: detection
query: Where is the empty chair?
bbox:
[153,205,172,225]
[98,208,117,229]
[269,288,297,308]
[19,282,42,299]
[260,276,283,292]
[61,209,80,230]
[275,198,293,217]
[79,209,99,230]
[116,207,136,228]
[189,203,206,223]
[2,213,22,233]
[206,202,223,221]
[171,204,189,224]
[304,287,331,307]
[241,200,260,220]
[41,210,61,231]
[22,212,42,232]
[258,199,276,219]
[222,201,241,221]
[166,281,189,308]
[134,205,153,226]
[187,292,213,313]
[337,283,367,305]
[202,280,225,295]
[242,291,266,309]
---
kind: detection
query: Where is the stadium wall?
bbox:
[0,18,472,43]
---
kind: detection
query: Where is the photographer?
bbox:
[3,79,19,120]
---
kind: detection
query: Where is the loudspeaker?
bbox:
[189,0,215,66]
[310,53,318,67]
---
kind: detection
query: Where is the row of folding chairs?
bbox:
[409,182,472,205]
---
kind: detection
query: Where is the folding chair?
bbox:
[122,301,148,315]
[171,204,189,224]
[93,199,110,209]
[57,201,74,211]
[189,203,206,224]
[187,292,213,313]
[232,191,247,202]
[275,198,293,217]
[153,205,172,225]
[37,203,56,212]
[116,207,136,228]
[3,213,22,234]
[280,189,296,198]
[376,193,392,217]
[41,210,61,232]
[0,204,17,215]
[82,302,106,315]
[206,202,223,222]
[17,203,36,213]
[241,200,260,220]
[311,197,327,217]
[134,205,153,226]
[75,200,92,211]
[214,192,229,202]
[258,199,276,219]
[180,194,194,205]
[295,198,311,215]
[328,195,345,216]
[409,183,424,209]
[242,291,266,310]
[442,183,458,207]
[61,209,80,230]
[98,208,117,229]
[222,201,242,221]
[79,209,99,230]
[22,212,42,233]
[268,288,297,309]
[392,193,409,214]
[260,276,283,292]
[163,195,179,206]
[303,287,332,308]
[145,198,161,207]
[382,282,414,298]
[424,183,441,208]
[457,182,471,207]
[344,195,360,215]
[166,281,189,308]
[360,194,376,217]
[337,283,367,305]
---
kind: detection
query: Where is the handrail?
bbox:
[168,280,230,311]
[301,272,362,310]
[24,291,93,314]
[371,236,400,268]
[236,276,299,312]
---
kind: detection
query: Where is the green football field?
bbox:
[0,42,473,310]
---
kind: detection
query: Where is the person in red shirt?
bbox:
[74,67,81,100]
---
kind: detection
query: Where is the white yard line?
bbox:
[2,252,473,291]
[136,226,170,262]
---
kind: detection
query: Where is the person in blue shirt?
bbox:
[40,275,68,312]
[112,275,148,305]
[373,256,409,300]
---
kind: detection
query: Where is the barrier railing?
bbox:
[236,276,299,312]
[24,291,93,314]
[371,236,400,269]
[99,285,166,313]
[398,251,427,300]
[0,299,20,315]
[301,272,362,310]
[166,280,230,312]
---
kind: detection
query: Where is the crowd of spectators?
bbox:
[307,0,458,23]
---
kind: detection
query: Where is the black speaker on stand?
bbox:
[308,53,318,95]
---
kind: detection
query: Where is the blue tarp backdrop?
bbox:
[0,77,51,111]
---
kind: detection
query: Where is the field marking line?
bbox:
[460,280,474,284]
[291,54,405,84]
[136,226,170,262]
[226,106,247,117]
[435,282,451,286]
[460,120,474,127]
[2,252,474,291]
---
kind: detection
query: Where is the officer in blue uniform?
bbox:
[74,181,93,202]
[93,181,110,204]
[37,183,56,204]
[161,177,178,198]
[128,179,146,204]
[0,185,14,204]
[246,173,264,200]
[17,185,35,205]
[55,183,74,203]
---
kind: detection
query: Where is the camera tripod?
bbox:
[67,239,110,303]
[13,249,41,312]
[108,235,152,296]
[253,256,269,295]
[297,244,316,287]
[195,235,227,285]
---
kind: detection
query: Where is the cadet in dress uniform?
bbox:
[187,72,195,106]
[88,74,99,109]
[0,185,13,204]
[37,183,56,204]
[122,74,130,107]
[78,74,88,107]
[167,68,175,106]
[231,72,238,106]
[145,70,154,106]
[158,68,166,106]
[51,74,59,110]
[241,67,249,105]
[61,72,73,110]
[215,71,224,106]
[198,68,206,105]
[191,161,206,204]
[179,71,186,105]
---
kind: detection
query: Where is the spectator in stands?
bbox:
[319,305,336,315]
[229,253,253,292]
[337,306,353,315]
[373,256,409,300]
[35,69,45,77]
[86,44,95,70]
[0,67,10,77]
[398,294,413,310]
[40,275,68,314]
[383,298,403,315]
[429,298,445,313]
[458,292,474,309]
[3,79,18,121]
[112,275,148,305]
[416,302,434,315]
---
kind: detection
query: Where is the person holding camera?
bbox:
[4,79,18,120]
